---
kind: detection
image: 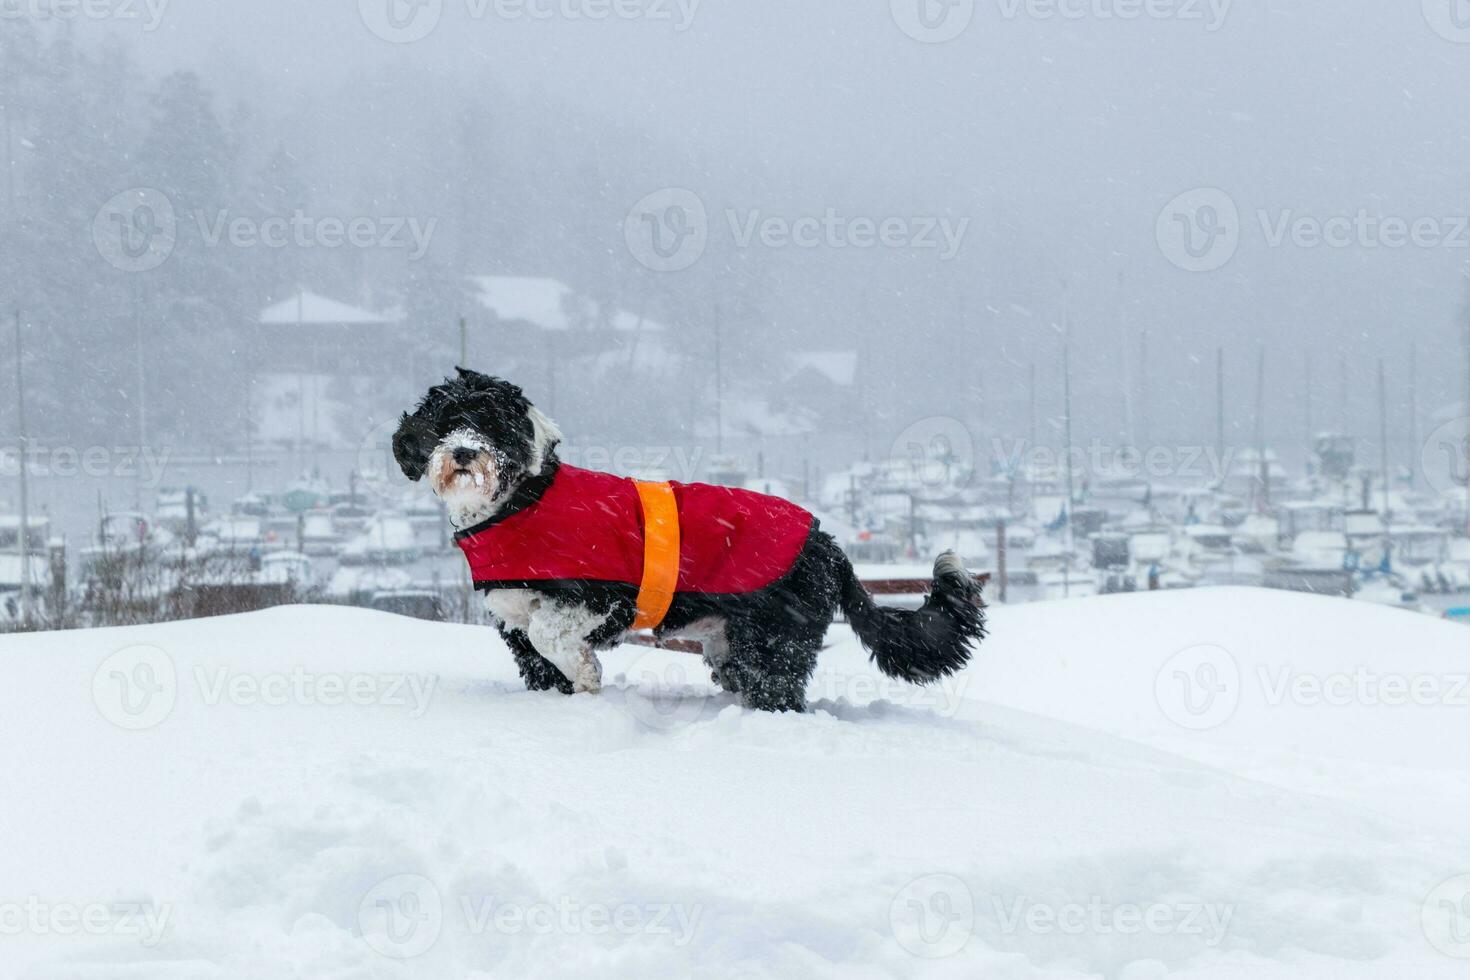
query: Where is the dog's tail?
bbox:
[837,551,986,684]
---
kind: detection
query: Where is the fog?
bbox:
[4,0,1470,514]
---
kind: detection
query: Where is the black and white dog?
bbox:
[393,368,985,712]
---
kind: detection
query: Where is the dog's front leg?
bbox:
[500,626,574,695]
[528,605,605,695]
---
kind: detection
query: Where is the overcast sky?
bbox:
[66,0,1470,451]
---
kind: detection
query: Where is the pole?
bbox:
[1137,330,1149,451]
[14,306,31,626]
[1254,346,1268,510]
[1304,351,1313,470]
[996,518,1008,604]
[1378,358,1391,524]
[713,302,724,456]
[459,314,467,367]
[1027,361,1037,452]
[1406,342,1417,491]
[1215,347,1225,470]
[133,280,146,510]
[1062,323,1075,599]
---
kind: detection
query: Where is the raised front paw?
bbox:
[517,652,574,695]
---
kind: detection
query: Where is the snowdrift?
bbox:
[2,588,1467,978]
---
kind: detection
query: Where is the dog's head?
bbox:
[393,368,562,527]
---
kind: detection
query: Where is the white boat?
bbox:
[341,515,420,566]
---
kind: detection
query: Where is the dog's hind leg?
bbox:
[722,620,818,713]
[500,626,574,695]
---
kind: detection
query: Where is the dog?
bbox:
[393,368,985,712]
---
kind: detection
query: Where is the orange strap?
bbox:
[632,481,680,630]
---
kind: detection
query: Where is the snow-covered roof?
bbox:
[259,291,403,327]
[473,276,578,331]
[787,351,857,387]
[609,308,667,333]
[471,276,666,333]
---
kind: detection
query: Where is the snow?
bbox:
[258,291,403,327]
[3,588,1468,977]
[472,276,669,336]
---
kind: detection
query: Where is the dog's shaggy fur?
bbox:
[395,368,986,713]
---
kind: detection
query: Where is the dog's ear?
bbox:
[392,413,437,482]
[526,405,563,475]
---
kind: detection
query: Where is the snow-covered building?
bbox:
[253,290,406,373]
[775,350,860,432]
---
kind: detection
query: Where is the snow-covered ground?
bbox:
[3,588,1468,978]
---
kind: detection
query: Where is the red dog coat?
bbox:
[454,464,813,629]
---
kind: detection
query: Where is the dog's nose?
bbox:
[452,447,478,467]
